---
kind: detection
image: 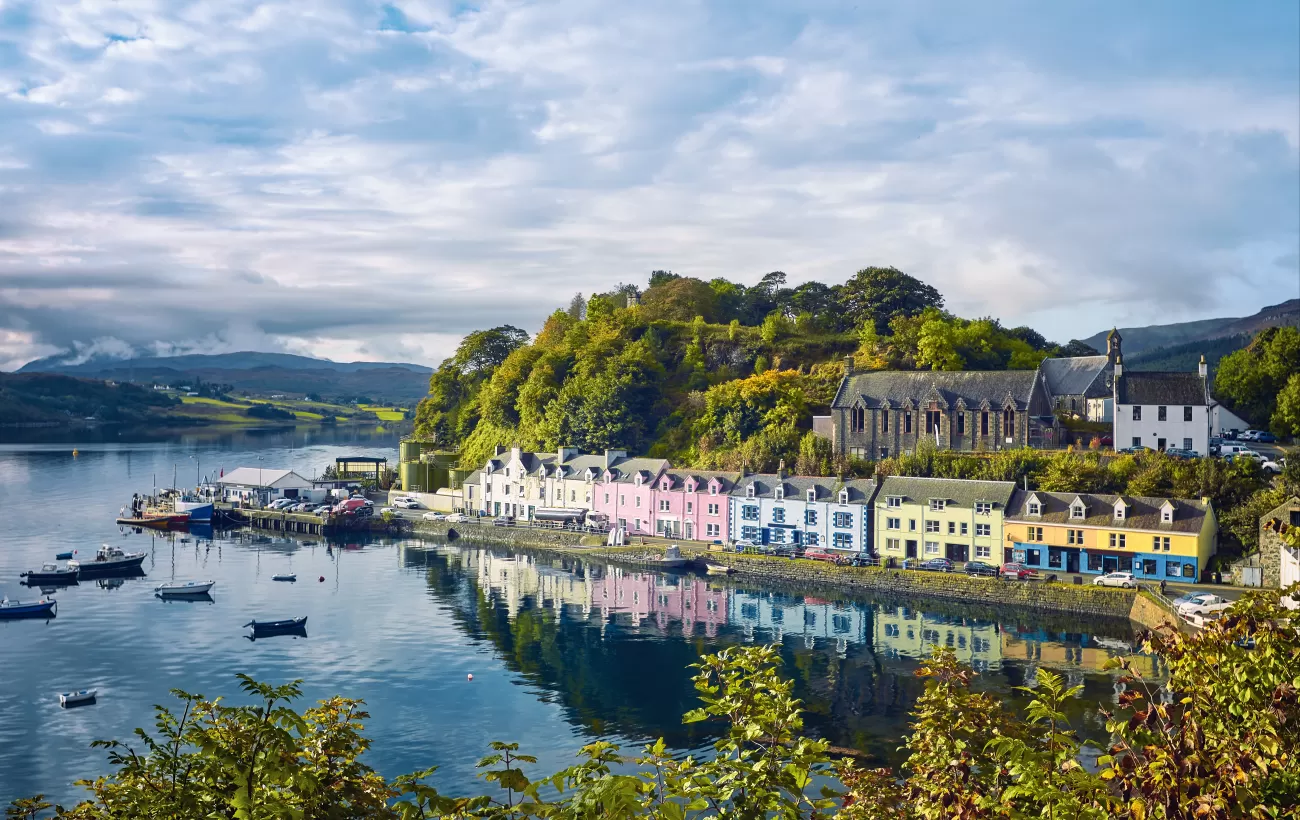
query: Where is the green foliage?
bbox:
[839,267,945,334]
[1272,373,1300,437]
[0,372,179,425]
[1215,326,1300,429]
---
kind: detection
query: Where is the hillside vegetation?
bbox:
[414,268,1096,470]
[0,372,178,425]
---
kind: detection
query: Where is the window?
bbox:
[1114,504,1126,521]
[882,411,889,432]
[1027,501,1041,516]
[972,522,990,537]
[1182,438,1192,451]
[1003,408,1015,439]
[947,521,956,535]
[981,411,989,436]
[1027,526,1043,542]
[839,489,849,504]
[926,409,941,434]
[709,484,718,496]
[924,541,940,555]
[741,526,759,540]
[659,499,670,512]
[975,545,991,558]
[686,501,693,513]
[635,497,641,507]
[745,485,756,499]
[956,413,965,436]
[879,447,890,459]
[707,503,719,516]
[925,520,940,533]
[1131,437,1142,448]
[1070,503,1085,519]
[975,502,992,515]
[1109,533,1126,549]
[1165,562,1181,578]
[850,406,866,432]
[771,508,785,524]
[774,487,784,500]
[905,412,913,434]
[804,532,819,546]
[1049,550,1063,568]
[1183,406,1193,422]
[805,509,817,525]
[834,511,853,528]
[807,489,816,503]
[1161,506,1173,523]
[909,519,917,531]
[1067,529,1083,545]
[706,522,720,536]
[886,538,901,551]
[1132,406,1142,421]
[1087,552,1104,572]
[770,528,785,543]
[1157,405,1167,421]
[960,522,969,535]
[929,499,946,511]
[833,532,852,549]
[555,488,562,499]
[886,517,901,530]
[1153,535,1170,551]
[887,496,902,508]
[620,494,625,504]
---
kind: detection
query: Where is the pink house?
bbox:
[592,456,670,535]
[649,470,739,542]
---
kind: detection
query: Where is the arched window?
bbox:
[1003,408,1015,439]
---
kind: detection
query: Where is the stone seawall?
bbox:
[410,520,588,548]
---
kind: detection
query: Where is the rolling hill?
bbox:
[1082,299,1299,357]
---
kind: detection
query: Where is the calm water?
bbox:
[0,427,1154,805]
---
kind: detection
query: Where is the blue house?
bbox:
[727,471,877,553]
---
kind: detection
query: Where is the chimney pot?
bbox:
[843,355,854,375]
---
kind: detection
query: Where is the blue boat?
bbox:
[56,551,74,560]
[0,598,57,619]
[174,500,213,523]
[244,616,307,638]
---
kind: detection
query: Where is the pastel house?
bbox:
[649,470,739,542]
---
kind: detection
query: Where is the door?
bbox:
[946,543,968,562]
[1103,555,1119,573]
[684,521,693,540]
[905,540,917,559]
[1004,547,1015,564]
[1067,552,1080,573]
[1157,438,1166,451]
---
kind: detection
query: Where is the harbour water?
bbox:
[0,427,1153,805]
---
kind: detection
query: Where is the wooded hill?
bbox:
[413,268,1097,471]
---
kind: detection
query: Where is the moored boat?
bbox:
[55,551,74,560]
[271,574,297,582]
[116,515,177,530]
[174,499,213,523]
[155,580,215,596]
[244,616,307,639]
[74,545,147,578]
[651,544,690,569]
[59,689,97,707]
[704,561,734,575]
[21,562,79,585]
[0,597,57,619]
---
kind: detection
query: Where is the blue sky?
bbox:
[0,0,1296,369]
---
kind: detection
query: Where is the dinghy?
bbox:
[244,617,307,639]
[0,598,57,619]
[704,561,734,575]
[55,551,74,560]
[59,689,97,708]
[271,574,297,582]
[155,580,215,596]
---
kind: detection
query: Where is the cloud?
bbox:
[0,0,1296,370]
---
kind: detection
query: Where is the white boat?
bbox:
[60,689,97,707]
[652,545,690,569]
[704,561,734,575]
[155,580,215,596]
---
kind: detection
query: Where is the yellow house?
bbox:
[874,476,1018,563]
[1003,490,1216,581]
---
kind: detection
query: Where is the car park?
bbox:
[964,560,999,577]
[1093,571,1136,588]
[1000,562,1035,580]
[920,557,954,572]
[1177,592,1232,617]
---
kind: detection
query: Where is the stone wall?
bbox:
[1257,497,1299,589]
[411,519,587,548]
[1128,590,1182,632]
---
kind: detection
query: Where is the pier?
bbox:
[216,504,398,536]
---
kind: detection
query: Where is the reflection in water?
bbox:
[408,543,1156,765]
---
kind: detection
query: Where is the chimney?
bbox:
[843,355,854,375]
[494,445,507,457]
[558,446,578,463]
[1198,354,1207,379]
[778,458,787,479]
[604,449,627,469]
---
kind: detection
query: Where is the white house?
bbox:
[1209,401,1252,437]
[728,471,877,553]
[216,467,314,504]
[1113,356,1211,455]
[467,446,644,520]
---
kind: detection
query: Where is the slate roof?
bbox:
[464,470,483,485]
[1040,356,1111,398]
[1005,489,1211,534]
[604,457,670,483]
[832,370,1040,411]
[659,470,742,493]
[1116,372,1207,406]
[730,475,878,504]
[552,453,609,477]
[876,476,1017,509]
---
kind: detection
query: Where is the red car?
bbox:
[1000,562,1035,580]
[802,548,843,565]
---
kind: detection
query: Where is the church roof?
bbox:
[831,370,1041,411]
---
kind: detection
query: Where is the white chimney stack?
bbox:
[1198,354,1207,379]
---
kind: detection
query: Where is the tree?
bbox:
[453,326,531,375]
[1215,326,1300,426]
[1058,339,1101,357]
[639,277,718,323]
[1271,372,1300,437]
[838,267,944,333]
[566,292,587,321]
[647,270,680,288]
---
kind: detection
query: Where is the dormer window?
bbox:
[1070,503,1086,520]
[1027,501,1041,516]
[1161,502,1174,524]
[807,489,816,503]
[929,499,946,512]
[709,483,718,496]
[634,474,643,487]
[1114,502,1126,521]
[887,496,902,509]
[746,485,756,499]
[839,489,849,504]
[661,478,670,491]
[774,486,785,501]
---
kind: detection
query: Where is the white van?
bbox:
[1218,443,1254,457]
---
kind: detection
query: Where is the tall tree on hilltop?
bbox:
[839,267,945,333]
[639,277,719,322]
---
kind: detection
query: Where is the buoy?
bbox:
[318,575,325,582]
[72,449,78,456]
[467,674,474,681]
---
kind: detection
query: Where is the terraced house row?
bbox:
[460,446,1217,581]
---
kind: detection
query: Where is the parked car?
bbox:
[964,560,999,577]
[1116,446,1152,454]
[491,516,514,527]
[1222,429,1239,440]
[802,548,842,564]
[445,513,468,523]
[1218,443,1254,457]
[1254,431,1277,443]
[845,554,875,568]
[920,557,954,572]
[1226,449,1264,464]
[1239,430,1263,441]
[1162,448,1197,460]
[1000,562,1035,580]
[732,539,758,552]
[334,498,371,515]
[422,511,447,521]
[393,498,421,509]
[379,507,395,515]
[1263,456,1287,474]
[1093,571,1136,589]
[292,503,313,512]
[1098,434,1113,447]
[1177,592,1232,617]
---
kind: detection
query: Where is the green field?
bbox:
[173,396,407,425]
[359,404,407,421]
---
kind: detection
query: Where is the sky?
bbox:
[0,0,1297,370]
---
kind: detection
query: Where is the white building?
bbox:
[1209,401,1252,437]
[728,471,877,553]
[466,446,645,521]
[1113,356,1210,455]
[215,467,314,505]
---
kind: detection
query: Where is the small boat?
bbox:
[271,574,297,583]
[55,551,74,560]
[59,689,97,708]
[21,563,79,585]
[116,515,177,530]
[651,545,691,569]
[704,561,734,576]
[74,545,147,578]
[244,617,307,639]
[0,597,57,619]
[155,580,215,596]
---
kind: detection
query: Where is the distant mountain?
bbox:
[1083,299,1300,357]
[1125,334,1252,376]
[16,351,433,403]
